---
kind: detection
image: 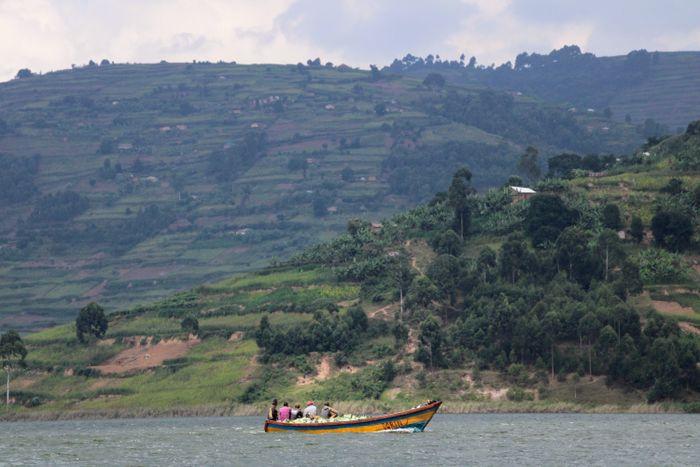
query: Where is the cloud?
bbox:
[446,1,594,66]
[508,0,700,55]
[0,0,699,82]
[273,0,475,65]
[0,0,74,80]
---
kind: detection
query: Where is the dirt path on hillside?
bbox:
[92,335,200,374]
[405,328,418,354]
[368,303,397,320]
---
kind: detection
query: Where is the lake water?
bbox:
[1,414,698,466]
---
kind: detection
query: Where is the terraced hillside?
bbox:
[4,126,700,419]
[390,48,700,130]
[0,62,639,331]
[567,122,700,330]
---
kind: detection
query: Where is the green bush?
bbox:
[506,387,534,401]
[637,248,688,284]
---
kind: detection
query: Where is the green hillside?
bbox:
[390,47,700,130]
[0,61,640,331]
[3,126,700,420]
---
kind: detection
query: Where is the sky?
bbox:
[1,0,699,82]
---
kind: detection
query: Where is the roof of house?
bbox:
[510,186,536,194]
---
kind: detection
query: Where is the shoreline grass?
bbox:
[0,400,688,423]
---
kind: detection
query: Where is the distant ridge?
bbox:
[387,47,700,130]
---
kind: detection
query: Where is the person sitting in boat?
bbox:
[320,402,338,419]
[278,401,291,422]
[302,400,317,419]
[267,399,278,421]
[290,403,303,419]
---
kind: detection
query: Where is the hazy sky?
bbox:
[1,0,699,82]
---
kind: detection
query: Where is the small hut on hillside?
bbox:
[509,186,536,203]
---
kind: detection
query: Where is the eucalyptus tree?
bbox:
[1,330,27,405]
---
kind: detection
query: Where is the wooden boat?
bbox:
[264,400,442,434]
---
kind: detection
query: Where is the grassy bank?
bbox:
[0,400,691,423]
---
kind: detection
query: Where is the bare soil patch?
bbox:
[12,375,41,390]
[228,331,244,342]
[92,335,200,374]
[295,355,358,386]
[678,322,700,335]
[650,300,695,316]
[367,302,397,320]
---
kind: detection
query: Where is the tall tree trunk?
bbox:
[605,246,609,282]
[399,286,404,321]
[588,339,592,380]
[5,369,9,406]
[551,343,555,379]
[460,213,464,240]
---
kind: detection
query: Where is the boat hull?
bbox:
[264,401,441,434]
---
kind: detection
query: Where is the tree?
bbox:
[374,102,387,116]
[647,337,681,401]
[75,302,108,343]
[15,68,33,79]
[346,218,369,237]
[390,254,415,320]
[369,64,381,81]
[595,325,618,371]
[346,305,368,332]
[255,315,273,349]
[99,138,114,155]
[601,203,622,230]
[423,72,446,89]
[693,184,700,208]
[517,146,541,182]
[651,210,693,251]
[578,312,600,378]
[547,153,582,178]
[181,315,199,334]
[312,195,329,217]
[595,229,624,282]
[392,322,409,350]
[660,178,684,195]
[430,229,461,255]
[526,194,577,247]
[572,372,581,399]
[406,276,440,309]
[1,330,27,405]
[542,312,561,379]
[287,156,309,178]
[447,167,474,239]
[340,166,355,182]
[415,316,445,368]
[630,216,644,243]
[617,261,643,299]
[556,227,596,287]
[498,236,530,284]
[426,254,460,304]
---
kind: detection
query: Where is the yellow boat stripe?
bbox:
[265,411,436,434]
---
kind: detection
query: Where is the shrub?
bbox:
[636,248,687,284]
[506,387,534,401]
[180,315,199,334]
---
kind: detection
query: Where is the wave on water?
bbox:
[378,427,421,434]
